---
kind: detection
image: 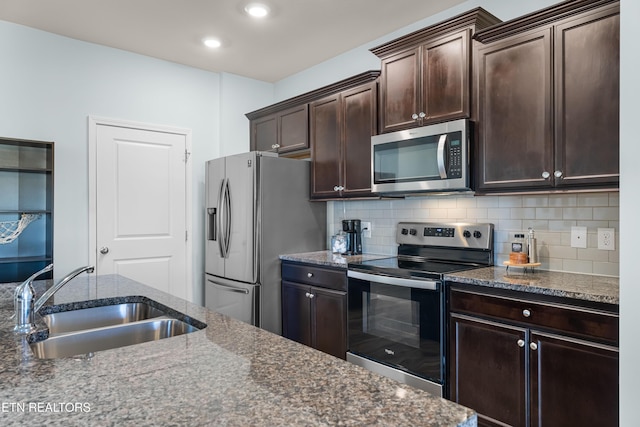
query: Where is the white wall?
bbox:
[0,21,269,304]
[619,0,638,423]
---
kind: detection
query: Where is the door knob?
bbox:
[100,247,109,254]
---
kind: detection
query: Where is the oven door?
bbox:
[347,270,444,387]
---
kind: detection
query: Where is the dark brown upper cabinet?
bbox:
[474,0,619,194]
[371,8,501,133]
[310,78,378,199]
[248,104,309,158]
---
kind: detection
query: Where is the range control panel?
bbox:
[397,222,494,250]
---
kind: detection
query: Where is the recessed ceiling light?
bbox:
[203,38,222,49]
[245,3,270,18]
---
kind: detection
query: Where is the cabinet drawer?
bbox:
[449,288,618,345]
[281,262,347,291]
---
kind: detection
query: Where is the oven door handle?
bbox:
[347,270,439,291]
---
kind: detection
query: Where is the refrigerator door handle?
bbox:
[217,178,226,257]
[223,178,232,257]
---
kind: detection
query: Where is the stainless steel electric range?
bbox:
[346,222,494,396]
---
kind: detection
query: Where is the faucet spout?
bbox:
[13,264,94,335]
[13,263,54,334]
[33,265,95,313]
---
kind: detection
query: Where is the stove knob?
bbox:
[473,230,482,239]
[463,230,471,238]
[409,229,417,236]
[401,228,409,235]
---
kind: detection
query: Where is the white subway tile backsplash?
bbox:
[329,191,619,277]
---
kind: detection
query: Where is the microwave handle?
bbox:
[437,134,447,179]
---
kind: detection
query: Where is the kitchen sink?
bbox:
[42,302,167,335]
[29,298,205,359]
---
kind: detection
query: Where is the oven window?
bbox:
[348,277,443,383]
[364,287,420,348]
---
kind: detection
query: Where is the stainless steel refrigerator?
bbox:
[205,151,326,334]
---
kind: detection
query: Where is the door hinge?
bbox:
[184,149,191,163]
[185,230,188,242]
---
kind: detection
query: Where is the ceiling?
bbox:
[0,0,467,82]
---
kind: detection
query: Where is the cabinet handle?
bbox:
[517,339,525,348]
[307,272,313,278]
[333,185,344,192]
[530,342,538,351]
[305,292,315,299]
[554,170,563,178]
[523,309,531,318]
[542,171,550,179]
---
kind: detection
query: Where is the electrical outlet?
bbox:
[362,222,372,238]
[598,228,615,250]
[570,226,587,248]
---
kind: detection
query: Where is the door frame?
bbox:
[87,116,193,301]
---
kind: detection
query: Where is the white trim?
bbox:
[87,116,194,302]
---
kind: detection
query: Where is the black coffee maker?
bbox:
[342,219,362,255]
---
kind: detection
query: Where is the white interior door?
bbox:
[93,122,189,299]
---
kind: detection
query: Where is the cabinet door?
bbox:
[449,314,527,427]
[554,6,619,188]
[379,48,420,133]
[251,114,277,152]
[530,331,619,427]
[312,286,347,359]
[282,281,312,347]
[422,30,470,124]
[341,83,377,197]
[310,94,341,198]
[278,104,309,154]
[476,28,554,193]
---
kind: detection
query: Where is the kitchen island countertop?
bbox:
[0,275,476,426]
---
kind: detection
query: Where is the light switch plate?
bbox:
[570,226,587,248]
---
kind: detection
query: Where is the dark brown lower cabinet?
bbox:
[448,285,619,427]
[281,262,347,359]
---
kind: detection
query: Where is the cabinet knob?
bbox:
[523,309,531,318]
[542,171,550,179]
[418,112,426,118]
[411,113,419,120]
[517,339,525,348]
[100,247,109,255]
[530,342,538,351]
[307,272,313,278]
[305,292,311,298]
[307,292,315,299]
[554,170,563,178]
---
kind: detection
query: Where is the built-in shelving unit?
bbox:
[0,137,53,282]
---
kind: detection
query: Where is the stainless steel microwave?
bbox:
[371,119,470,195]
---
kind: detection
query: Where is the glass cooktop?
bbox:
[348,256,480,280]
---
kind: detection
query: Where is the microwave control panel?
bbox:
[447,136,462,178]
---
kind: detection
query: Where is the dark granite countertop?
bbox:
[280,250,390,268]
[281,251,618,306]
[445,267,619,305]
[0,275,476,426]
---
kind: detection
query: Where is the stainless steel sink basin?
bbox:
[42,302,166,335]
[30,317,198,359]
[29,298,205,359]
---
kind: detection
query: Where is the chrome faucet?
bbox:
[13,264,95,334]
